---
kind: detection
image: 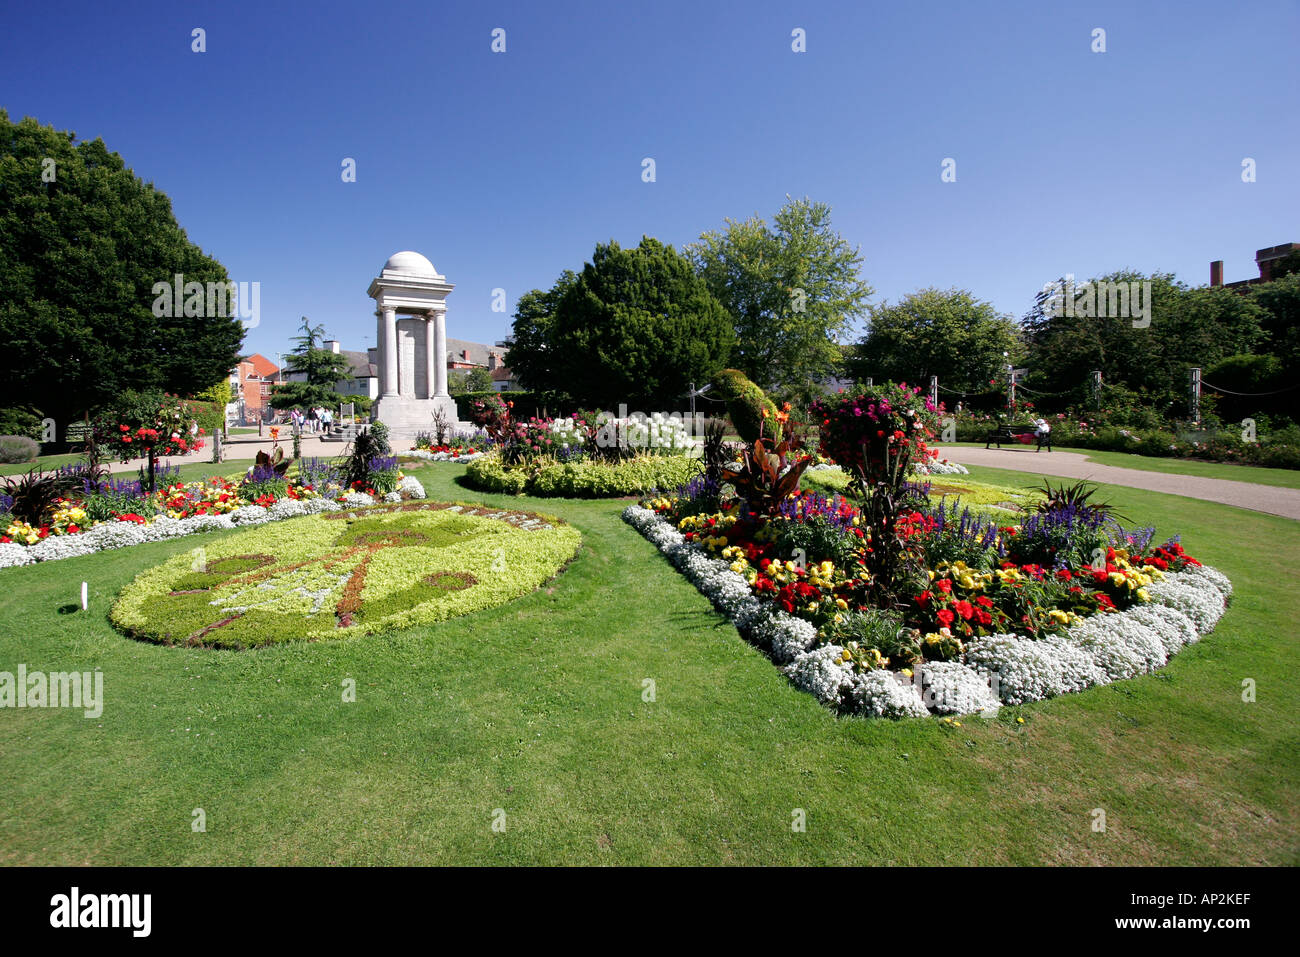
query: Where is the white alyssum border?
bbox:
[623,504,1230,719]
[402,449,486,464]
[913,459,970,476]
[0,475,427,570]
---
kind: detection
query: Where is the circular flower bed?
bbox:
[111,502,581,649]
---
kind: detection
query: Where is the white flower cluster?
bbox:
[0,482,432,571]
[398,475,425,499]
[784,644,853,706]
[623,504,1232,719]
[404,449,485,464]
[604,413,701,454]
[918,661,1001,715]
[844,670,929,719]
[963,634,1107,706]
[1176,563,1233,601]
[912,458,969,476]
[1147,574,1226,633]
[1123,604,1199,656]
[1067,612,1169,681]
[549,417,585,450]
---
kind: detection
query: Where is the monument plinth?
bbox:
[366,251,469,436]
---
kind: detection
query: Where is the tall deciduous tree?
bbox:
[506,239,733,409]
[849,287,1023,393]
[0,111,244,431]
[690,197,872,403]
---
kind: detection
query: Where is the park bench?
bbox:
[985,423,1052,451]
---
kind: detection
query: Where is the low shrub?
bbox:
[0,409,43,442]
[0,435,39,464]
[465,451,701,498]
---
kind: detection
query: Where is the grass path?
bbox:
[0,462,1295,864]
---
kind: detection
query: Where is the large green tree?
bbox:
[448,367,494,394]
[689,196,872,403]
[0,111,244,431]
[849,287,1023,393]
[506,238,733,409]
[270,318,353,409]
[1249,272,1300,377]
[1021,271,1266,410]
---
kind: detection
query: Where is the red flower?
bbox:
[936,609,955,628]
[953,599,974,620]
[935,579,952,594]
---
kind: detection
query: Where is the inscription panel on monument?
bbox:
[396,319,427,397]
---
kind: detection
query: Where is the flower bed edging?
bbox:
[402,450,486,464]
[622,504,1230,719]
[0,477,427,570]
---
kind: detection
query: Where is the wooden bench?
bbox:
[985,423,1052,451]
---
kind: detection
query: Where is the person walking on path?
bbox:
[1034,417,1053,452]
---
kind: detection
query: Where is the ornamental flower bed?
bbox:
[0,462,427,570]
[623,385,1231,719]
[460,404,705,498]
[111,501,581,648]
[625,499,1228,718]
[412,428,490,461]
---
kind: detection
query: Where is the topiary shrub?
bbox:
[0,435,39,464]
[710,369,782,444]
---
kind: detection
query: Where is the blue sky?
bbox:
[2,0,1297,365]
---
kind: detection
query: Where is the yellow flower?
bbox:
[1016,717,1025,724]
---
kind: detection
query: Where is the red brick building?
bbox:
[1209,242,1298,290]
[234,353,280,423]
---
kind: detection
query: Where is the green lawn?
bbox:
[938,442,1300,490]
[1,461,1296,865]
[0,452,85,476]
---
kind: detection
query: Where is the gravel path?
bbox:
[943,446,1300,521]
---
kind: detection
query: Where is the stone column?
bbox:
[433,309,448,397]
[375,308,385,394]
[381,304,398,396]
[424,313,437,399]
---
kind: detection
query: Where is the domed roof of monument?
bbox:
[382,250,438,277]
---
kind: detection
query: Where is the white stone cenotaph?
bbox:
[366,251,470,436]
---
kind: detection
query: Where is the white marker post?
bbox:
[81,581,88,611]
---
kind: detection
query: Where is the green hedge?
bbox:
[465,453,702,498]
